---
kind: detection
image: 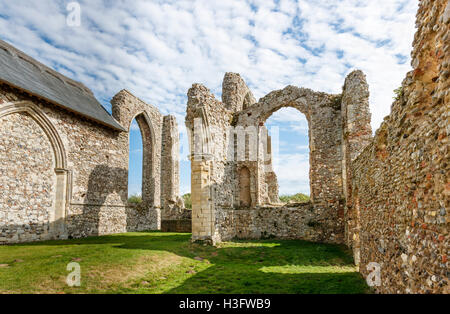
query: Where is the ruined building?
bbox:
[186,65,370,244]
[0,0,448,294]
[0,39,184,243]
[186,0,448,293]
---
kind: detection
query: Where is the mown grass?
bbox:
[0,231,369,294]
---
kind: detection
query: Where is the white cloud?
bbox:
[295,145,309,151]
[273,153,310,195]
[0,0,419,194]
[127,184,142,197]
[0,0,418,130]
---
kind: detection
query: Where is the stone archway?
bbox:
[262,107,310,201]
[128,111,156,206]
[0,101,69,242]
[185,72,371,244]
[111,89,168,231]
[233,86,314,205]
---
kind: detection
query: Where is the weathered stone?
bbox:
[0,58,182,243]
[347,0,449,294]
[184,0,448,294]
[186,70,363,244]
[0,0,447,295]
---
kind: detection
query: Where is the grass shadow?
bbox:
[0,232,370,294]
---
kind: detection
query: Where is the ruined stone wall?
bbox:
[233,85,347,243]
[222,72,256,112]
[217,203,342,242]
[161,114,187,221]
[111,89,163,208]
[0,111,55,243]
[186,72,368,244]
[0,83,180,243]
[234,86,344,207]
[186,83,234,243]
[348,0,449,293]
[341,70,372,253]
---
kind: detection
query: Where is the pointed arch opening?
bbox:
[127,112,155,206]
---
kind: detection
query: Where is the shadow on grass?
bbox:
[4,231,370,294]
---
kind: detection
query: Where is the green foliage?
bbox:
[279,193,310,204]
[128,194,142,204]
[307,220,321,228]
[182,193,192,209]
[330,94,343,110]
[393,86,404,101]
[0,232,369,294]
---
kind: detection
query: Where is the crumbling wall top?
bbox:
[222,72,256,113]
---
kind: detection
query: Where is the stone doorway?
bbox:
[239,166,251,207]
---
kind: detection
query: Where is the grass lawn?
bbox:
[0,231,370,294]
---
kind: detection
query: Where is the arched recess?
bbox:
[128,111,157,206]
[242,92,253,110]
[238,166,251,207]
[0,101,69,238]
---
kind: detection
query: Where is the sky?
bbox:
[0,0,419,196]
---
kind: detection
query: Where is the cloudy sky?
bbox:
[0,0,419,196]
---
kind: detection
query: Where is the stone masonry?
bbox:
[345,0,449,293]
[0,112,55,242]
[186,0,448,293]
[0,54,182,243]
[186,72,362,244]
[0,0,448,294]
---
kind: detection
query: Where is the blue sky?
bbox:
[0,0,419,196]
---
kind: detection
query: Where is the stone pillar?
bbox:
[264,134,279,203]
[161,115,180,219]
[51,168,69,239]
[341,70,372,249]
[190,156,216,244]
[341,70,372,201]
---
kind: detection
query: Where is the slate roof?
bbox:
[0,39,125,131]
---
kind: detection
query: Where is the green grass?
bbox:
[279,193,310,203]
[0,232,369,294]
[127,194,142,204]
